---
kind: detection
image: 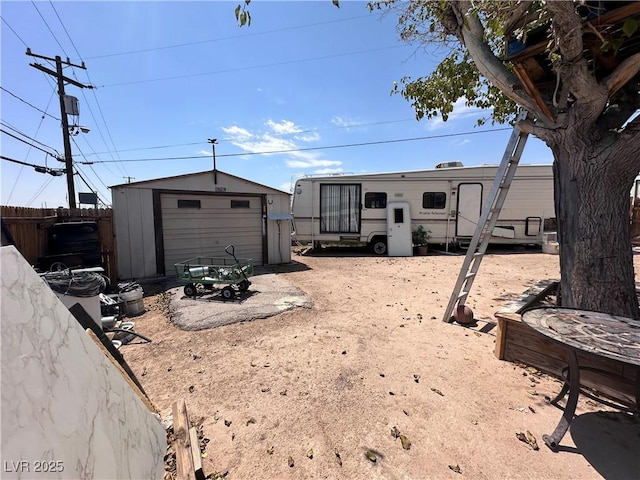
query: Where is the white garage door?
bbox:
[161,193,263,275]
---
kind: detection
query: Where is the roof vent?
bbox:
[435,161,464,169]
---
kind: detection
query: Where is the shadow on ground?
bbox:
[566,411,640,479]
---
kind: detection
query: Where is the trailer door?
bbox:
[456,183,482,237]
[386,201,412,256]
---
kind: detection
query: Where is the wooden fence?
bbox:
[1,206,117,284]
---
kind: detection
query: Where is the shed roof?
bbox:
[110,169,290,195]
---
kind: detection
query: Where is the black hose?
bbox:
[43,271,108,297]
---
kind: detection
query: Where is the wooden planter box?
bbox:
[494,281,639,408]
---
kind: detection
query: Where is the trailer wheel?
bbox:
[371,237,387,255]
[238,280,250,292]
[221,286,235,299]
[184,283,197,297]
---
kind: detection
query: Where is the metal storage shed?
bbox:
[111,170,292,280]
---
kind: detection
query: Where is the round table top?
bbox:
[522,307,640,367]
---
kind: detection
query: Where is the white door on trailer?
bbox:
[161,193,263,275]
[456,183,483,237]
[386,201,412,256]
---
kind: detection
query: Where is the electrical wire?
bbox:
[48,0,130,179]
[71,136,112,196]
[48,1,82,60]
[85,127,513,164]
[42,270,107,297]
[1,129,60,158]
[25,175,56,207]
[0,86,61,120]
[31,1,69,58]
[0,121,61,156]
[83,14,373,60]
[1,16,29,47]
[100,45,405,88]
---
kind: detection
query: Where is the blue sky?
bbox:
[1,1,553,208]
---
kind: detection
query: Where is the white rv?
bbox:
[291,163,555,255]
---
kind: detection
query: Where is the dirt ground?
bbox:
[123,247,640,480]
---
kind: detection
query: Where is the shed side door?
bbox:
[161,193,263,275]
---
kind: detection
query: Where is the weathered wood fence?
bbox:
[1,206,117,284]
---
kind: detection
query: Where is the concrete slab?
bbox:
[169,270,313,331]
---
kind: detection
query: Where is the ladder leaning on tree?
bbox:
[442,110,531,323]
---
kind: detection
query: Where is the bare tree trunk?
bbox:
[552,129,639,318]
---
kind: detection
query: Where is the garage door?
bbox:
[161,193,263,275]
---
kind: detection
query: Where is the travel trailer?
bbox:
[291,163,555,255]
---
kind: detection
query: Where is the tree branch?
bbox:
[604,53,640,97]
[545,1,603,108]
[450,1,555,126]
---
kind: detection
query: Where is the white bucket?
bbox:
[120,287,145,316]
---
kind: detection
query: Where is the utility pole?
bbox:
[208,138,218,185]
[26,48,93,209]
[123,176,135,184]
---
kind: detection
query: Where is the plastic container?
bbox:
[119,286,145,316]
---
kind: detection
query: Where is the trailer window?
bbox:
[320,184,361,234]
[422,192,446,209]
[364,192,387,208]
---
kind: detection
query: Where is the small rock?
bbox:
[391,426,400,439]
[399,434,411,450]
[188,385,195,394]
[306,448,313,459]
[449,464,462,474]
[342,351,347,355]
[279,390,287,396]
[413,374,420,383]
[335,450,342,466]
[431,387,444,396]
[365,450,377,463]
[288,456,294,468]
[267,446,274,455]
[246,417,256,426]
[224,420,232,427]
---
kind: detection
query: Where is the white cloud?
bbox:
[221,125,253,138]
[294,132,320,142]
[221,119,341,167]
[331,116,359,128]
[266,119,302,135]
[286,158,341,168]
[195,150,211,156]
[314,168,344,175]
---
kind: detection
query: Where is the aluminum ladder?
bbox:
[442,112,530,323]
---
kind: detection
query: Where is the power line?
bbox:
[80,118,419,157]
[85,127,513,164]
[26,175,56,207]
[84,14,373,60]
[48,1,82,59]
[1,17,29,47]
[1,129,60,158]
[71,136,112,193]
[48,0,127,177]
[1,154,65,175]
[0,86,61,120]
[0,121,61,156]
[30,1,69,58]
[101,45,405,88]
